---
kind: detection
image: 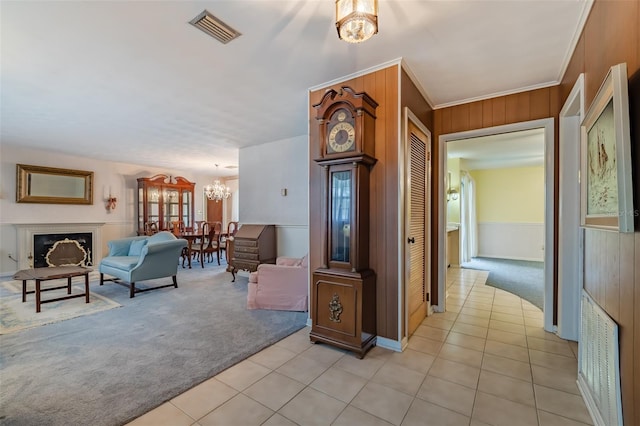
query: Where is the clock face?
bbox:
[328,121,356,153]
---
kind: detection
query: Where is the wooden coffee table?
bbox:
[13,266,92,313]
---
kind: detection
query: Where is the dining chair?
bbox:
[220,221,239,263]
[191,221,222,267]
[144,221,159,236]
[170,221,185,237]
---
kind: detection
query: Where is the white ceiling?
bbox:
[0,1,592,176]
[447,128,545,170]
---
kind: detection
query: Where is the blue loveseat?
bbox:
[99,231,187,298]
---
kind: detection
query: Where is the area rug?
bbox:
[0,264,308,426]
[462,257,544,310]
[0,282,121,335]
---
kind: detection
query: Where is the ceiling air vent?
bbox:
[189,10,241,44]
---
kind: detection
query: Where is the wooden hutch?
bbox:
[137,174,195,234]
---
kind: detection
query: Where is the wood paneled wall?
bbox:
[401,69,433,131]
[432,86,561,316]
[309,66,401,340]
[560,2,640,425]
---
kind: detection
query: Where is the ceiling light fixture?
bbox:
[204,165,231,202]
[336,0,378,44]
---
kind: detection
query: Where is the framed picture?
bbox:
[580,63,634,233]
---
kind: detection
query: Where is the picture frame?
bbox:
[580,63,634,233]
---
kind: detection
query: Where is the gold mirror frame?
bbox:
[16,164,94,205]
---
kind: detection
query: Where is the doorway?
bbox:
[437,119,555,332]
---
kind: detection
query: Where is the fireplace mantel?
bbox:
[14,223,105,270]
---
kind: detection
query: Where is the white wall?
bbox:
[239,135,309,257]
[0,144,217,275]
[477,222,545,261]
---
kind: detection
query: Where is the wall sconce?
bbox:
[447,188,459,202]
[106,194,117,211]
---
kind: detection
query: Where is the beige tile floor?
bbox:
[128,267,592,426]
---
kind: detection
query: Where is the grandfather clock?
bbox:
[310,86,377,358]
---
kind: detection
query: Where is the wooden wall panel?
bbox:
[619,234,635,424]
[469,102,483,130]
[584,0,639,107]
[309,65,400,341]
[605,232,620,321]
[558,2,640,425]
[451,104,469,133]
[491,96,506,126]
[482,99,493,128]
[560,34,585,103]
[530,89,551,120]
[385,67,400,339]
[440,107,452,135]
[401,70,433,130]
[505,92,530,123]
[634,233,640,426]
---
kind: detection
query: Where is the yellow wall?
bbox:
[470,166,544,223]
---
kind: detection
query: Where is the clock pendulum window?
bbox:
[310,86,378,359]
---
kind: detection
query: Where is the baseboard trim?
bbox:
[475,254,543,262]
[376,336,403,352]
[431,304,445,313]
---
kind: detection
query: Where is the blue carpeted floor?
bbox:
[462,257,544,310]
[0,262,307,426]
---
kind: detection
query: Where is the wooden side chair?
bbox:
[191,221,222,267]
[144,221,159,236]
[220,221,239,263]
[170,221,185,237]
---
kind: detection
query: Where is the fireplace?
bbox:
[33,233,93,268]
[14,223,105,270]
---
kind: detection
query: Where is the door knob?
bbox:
[408,237,415,244]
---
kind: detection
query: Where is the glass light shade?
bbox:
[336,0,378,44]
[204,180,231,202]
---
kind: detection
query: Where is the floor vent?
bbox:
[189,10,241,44]
[577,290,623,426]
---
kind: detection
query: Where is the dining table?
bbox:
[178,230,228,268]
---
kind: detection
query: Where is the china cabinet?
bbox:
[137,175,195,235]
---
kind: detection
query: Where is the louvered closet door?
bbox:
[407,120,430,336]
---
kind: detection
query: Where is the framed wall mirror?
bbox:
[16,164,94,205]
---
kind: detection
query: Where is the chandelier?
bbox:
[336,0,378,44]
[204,180,231,202]
[204,165,231,202]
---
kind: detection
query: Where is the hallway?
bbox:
[129,267,591,425]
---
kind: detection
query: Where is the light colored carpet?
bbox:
[0,263,307,426]
[0,280,121,335]
[461,256,544,310]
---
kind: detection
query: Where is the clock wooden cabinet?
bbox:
[310,86,378,358]
[137,174,195,235]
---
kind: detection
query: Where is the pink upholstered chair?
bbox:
[247,255,308,312]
